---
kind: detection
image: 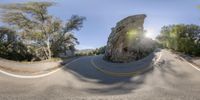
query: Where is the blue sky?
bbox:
[1,0,200,49]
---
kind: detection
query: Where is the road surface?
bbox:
[0,49,200,100]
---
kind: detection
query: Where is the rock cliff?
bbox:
[104,14,154,63]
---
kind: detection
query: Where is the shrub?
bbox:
[157,24,200,56]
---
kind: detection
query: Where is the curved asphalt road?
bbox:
[0,49,200,100]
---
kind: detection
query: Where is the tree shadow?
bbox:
[60,53,156,95]
[156,59,177,77]
[171,50,200,67]
[63,56,145,84]
[155,58,190,85]
[56,49,194,95]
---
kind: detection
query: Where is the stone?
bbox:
[104,14,153,63]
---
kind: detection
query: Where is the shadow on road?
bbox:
[155,57,190,85]
[63,58,152,95]
[61,51,158,95]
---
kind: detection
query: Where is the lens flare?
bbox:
[145,28,154,39]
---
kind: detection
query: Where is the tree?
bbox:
[0,27,32,61]
[157,24,200,56]
[0,2,85,60]
[0,27,16,43]
[51,15,85,57]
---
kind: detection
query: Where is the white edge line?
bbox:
[155,52,162,63]
[179,56,200,72]
[0,57,82,79]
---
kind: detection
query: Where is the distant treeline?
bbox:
[75,46,106,56]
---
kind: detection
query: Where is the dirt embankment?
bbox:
[0,57,64,74]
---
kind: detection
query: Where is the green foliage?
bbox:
[75,46,106,56]
[0,2,85,61]
[0,27,33,61]
[94,46,106,55]
[0,42,33,61]
[157,24,200,56]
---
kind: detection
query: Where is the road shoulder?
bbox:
[169,50,200,68]
[0,57,78,76]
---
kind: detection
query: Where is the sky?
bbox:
[0,0,200,49]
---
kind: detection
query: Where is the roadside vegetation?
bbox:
[1,2,199,62]
[75,46,106,56]
[157,24,200,56]
[0,2,85,61]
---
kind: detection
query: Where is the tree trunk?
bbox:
[47,37,51,59]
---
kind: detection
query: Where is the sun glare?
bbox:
[145,28,154,39]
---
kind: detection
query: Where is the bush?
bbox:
[75,46,106,56]
[157,24,200,56]
[0,42,33,61]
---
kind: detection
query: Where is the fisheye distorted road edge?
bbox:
[0,50,199,79]
[90,52,162,77]
[0,58,82,79]
[178,56,200,72]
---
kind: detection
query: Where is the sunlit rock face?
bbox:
[104,14,153,63]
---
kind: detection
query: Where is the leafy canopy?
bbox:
[0,2,86,61]
[157,24,200,56]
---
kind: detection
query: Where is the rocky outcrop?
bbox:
[104,14,153,63]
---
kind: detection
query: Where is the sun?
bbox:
[145,28,154,39]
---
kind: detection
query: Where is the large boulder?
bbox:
[104,14,154,63]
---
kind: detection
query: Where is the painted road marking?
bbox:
[0,58,82,79]
[154,52,162,64]
[90,52,162,77]
[166,49,200,72]
[178,56,200,72]
[91,58,139,77]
